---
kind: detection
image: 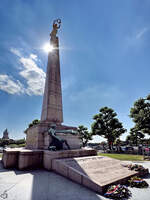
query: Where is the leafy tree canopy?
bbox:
[130,95,150,134]
[28,119,40,128]
[91,107,126,149]
[77,125,93,147]
[126,128,145,146]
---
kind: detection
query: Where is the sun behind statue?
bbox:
[43,43,53,53]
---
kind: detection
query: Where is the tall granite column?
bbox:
[25,19,80,150]
[41,20,63,124]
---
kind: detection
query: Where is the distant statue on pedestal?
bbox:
[48,124,76,151]
[2,129,9,140]
[50,19,61,42]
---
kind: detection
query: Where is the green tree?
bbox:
[77,125,93,147]
[126,135,132,145]
[91,107,126,150]
[28,119,40,128]
[115,138,121,147]
[15,138,26,145]
[128,128,145,146]
[130,95,150,134]
[0,139,9,147]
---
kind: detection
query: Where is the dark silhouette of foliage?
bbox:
[126,128,145,146]
[130,95,150,135]
[28,119,40,128]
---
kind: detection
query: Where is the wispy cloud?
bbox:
[69,84,124,110]
[30,54,37,61]
[0,74,24,95]
[19,56,45,95]
[0,48,46,95]
[10,47,22,57]
[135,27,149,40]
[10,48,45,95]
[62,76,76,92]
[125,27,149,48]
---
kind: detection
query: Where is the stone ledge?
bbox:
[2,148,43,170]
[2,149,19,168]
[44,149,97,156]
[18,151,43,170]
[2,148,97,171]
[19,150,43,155]
[43,149,97,170]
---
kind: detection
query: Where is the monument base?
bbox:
[25,122,81,150]
[2,149,147,194]
[2,149,96,170]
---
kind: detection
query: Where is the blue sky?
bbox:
[0,0,150,142]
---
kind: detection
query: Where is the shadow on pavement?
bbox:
[0,160,103,200]
[31,170,103,200]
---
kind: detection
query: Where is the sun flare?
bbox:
[43,43,53,53]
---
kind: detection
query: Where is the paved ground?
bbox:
[0,160,150,200]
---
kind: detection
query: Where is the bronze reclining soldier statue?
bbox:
[48,124,77,151]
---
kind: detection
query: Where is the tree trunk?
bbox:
[108,141,112,150]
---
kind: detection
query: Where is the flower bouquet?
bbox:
[104,184,131,199]
[128,164,144,171]
[129,176,149,188]
[127,164,149,176]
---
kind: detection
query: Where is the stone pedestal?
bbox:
[2,148,97,170]
[25,122,81,150]
[18,150,43,170]
[2,149,19,168]
[25,122,47,149]
[43,149,97,170]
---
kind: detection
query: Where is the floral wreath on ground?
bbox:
[122,163,149,176]
[127,164,145,171]
[104,184,131,199]
[128,176,149,188]
[104,164,149,199]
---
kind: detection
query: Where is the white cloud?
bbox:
[135,27,148,39]
[10,47,22,57]
[19,57,46,95]
[0,74,24,95]
[8,47,46,96]
[30,54,37,61]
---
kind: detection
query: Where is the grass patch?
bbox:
[0,153,2,158]
[99,153,144,161]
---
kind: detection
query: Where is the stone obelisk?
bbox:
[41,19,63,125]
[25,19,80,150]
